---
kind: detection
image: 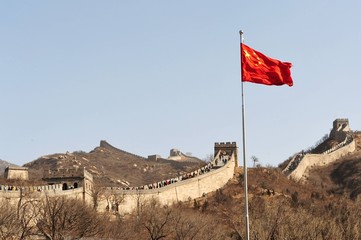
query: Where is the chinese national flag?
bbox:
[241,43,293,87]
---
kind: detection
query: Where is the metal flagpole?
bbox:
[239,30,250,240]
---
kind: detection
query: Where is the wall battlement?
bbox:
[214,142,237,147]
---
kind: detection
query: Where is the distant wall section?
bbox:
[284,118,355,182]
[289,139,355,181]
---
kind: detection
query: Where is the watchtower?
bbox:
[42,167,93,194]
[214,142,238,167]
[332,119,350,132]
[4,166,29,180]
[330,118,350,141]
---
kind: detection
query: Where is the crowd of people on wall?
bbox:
[108,154,230,191]
[284,153,305,173]
[0,185,19,191]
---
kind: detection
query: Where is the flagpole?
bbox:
[240,30,250,240]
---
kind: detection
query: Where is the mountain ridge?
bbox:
[22,140,205,187]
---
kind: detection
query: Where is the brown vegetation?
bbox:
[1,166,361,239]
[305,132,361,200]
[2,131,361,239]
[0,196,106,240]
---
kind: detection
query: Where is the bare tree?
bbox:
[17,195,41,240]
[172,209,208,240]
[90,184,103,210]
[0,194,41,240]
[131,189,146,219]
[35,196,104,240]
[103,189,124,215]
[251,155,259,168]
[203,154,214,163]
[0,200,21,240]
[141,200,173,240]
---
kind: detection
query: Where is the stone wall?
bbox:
[289,138,356,181]
[0,185,86,205]
[0,153,236,214]
[284,119,355,181]
[0,142,237,214]
[97,153,236,214]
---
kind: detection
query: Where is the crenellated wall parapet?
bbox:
[0,184,61,193]
[0,185,85,200]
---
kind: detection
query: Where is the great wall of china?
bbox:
[282,118,356,182]
[0,119,355,214]
[0,142,238,215]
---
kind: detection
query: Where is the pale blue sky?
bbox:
[1,1,361,167]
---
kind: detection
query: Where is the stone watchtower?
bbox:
[330,118,351,141]
[4,166,29,180]
[214,142,238,167]
[42,167,93,200]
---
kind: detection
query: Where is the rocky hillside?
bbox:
[306,132,361,200]
[187,166,361,239]
[23,140,205,187]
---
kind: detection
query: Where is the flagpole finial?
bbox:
[239,30,244,43]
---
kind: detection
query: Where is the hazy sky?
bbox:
[1,1,361,167]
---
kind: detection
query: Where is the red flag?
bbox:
[241,43,293,87]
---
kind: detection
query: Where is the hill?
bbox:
[185,166,361,239]
[23,140,205,187]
